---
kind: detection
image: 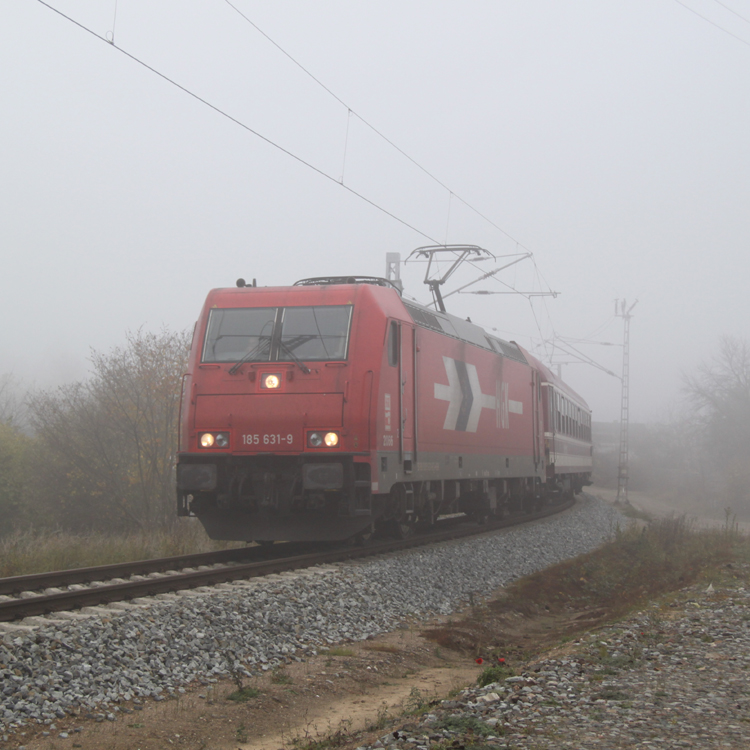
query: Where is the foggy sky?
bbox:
[2,1,749,422]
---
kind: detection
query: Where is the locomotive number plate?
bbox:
[242,433,294,446]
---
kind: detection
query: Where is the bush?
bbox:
[27,328,190,533]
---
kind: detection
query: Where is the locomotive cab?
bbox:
[176,277,403,542]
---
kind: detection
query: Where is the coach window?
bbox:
[387,321,399,367]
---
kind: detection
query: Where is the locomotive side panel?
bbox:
[416,329,540,478]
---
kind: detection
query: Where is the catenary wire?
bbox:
[36,0,441,245]
[673,0,750,47]
[221,0,535,252]
[712,0,750,26]
[39,0,576,364]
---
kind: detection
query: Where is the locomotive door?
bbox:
[399,323,416,471]
[531,370,544,470]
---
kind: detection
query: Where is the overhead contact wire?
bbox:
[673,0,750,48]
[221,0,534,251]
[712,0,750,26]
[36,0,441,244]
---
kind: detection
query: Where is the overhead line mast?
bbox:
[615,299,637,505]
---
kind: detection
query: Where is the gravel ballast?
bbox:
[0,495,620,733]
[359,580,750,749]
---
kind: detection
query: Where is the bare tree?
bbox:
[28,328,191,532]
[0,376,34,533]
[0,422,34,533]
[683,337,750,511]
[0,374,27,428]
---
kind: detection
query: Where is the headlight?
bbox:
[307,431,339,448]
[261,373,281,389]
[199,432,229,448]
[308,432,323,447]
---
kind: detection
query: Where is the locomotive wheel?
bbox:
[390,517,415,539]
[387,484,417,539]
[352,528,375,546]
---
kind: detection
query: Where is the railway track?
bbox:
[0,498,574,624]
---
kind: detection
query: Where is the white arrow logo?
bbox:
[434,356,498,432]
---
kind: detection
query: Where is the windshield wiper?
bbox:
[278,339,311,374]
[228,337,271,375]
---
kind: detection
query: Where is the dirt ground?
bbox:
[589,484,750,532]
[13,621,483,750]
[10,487,730,750]
[15,595,605,750]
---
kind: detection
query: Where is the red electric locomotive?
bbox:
[176,275,592,542]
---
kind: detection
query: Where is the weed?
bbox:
[320,647,354,657]
[223,646,250,692]
[271,668,292,685]
[365,702,393,732]
[437,715,494,738]
[405,687,430,715]
[236,723,249,743]
[291,718,353,750]
[594,652,639,672]
[477,664,514,687]
[226,686,260,702]
[643,611,663,631]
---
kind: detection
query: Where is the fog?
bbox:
[2,1,748,422]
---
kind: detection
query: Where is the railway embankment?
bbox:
[339,501,750,750]
[0,495,618,747]
[4,494,747,750]
[356,577,750,750]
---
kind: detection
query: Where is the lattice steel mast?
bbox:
[616,300,637,504]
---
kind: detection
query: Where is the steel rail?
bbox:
[0,498,574,623]
[0,544,307,597]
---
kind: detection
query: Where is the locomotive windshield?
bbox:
[278,306,351,361]
[202,305,353,363]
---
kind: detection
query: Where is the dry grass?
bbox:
[363,643,402,654]
[506,514,743,616]
[0,519,243,577]
[423,515,749,663]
